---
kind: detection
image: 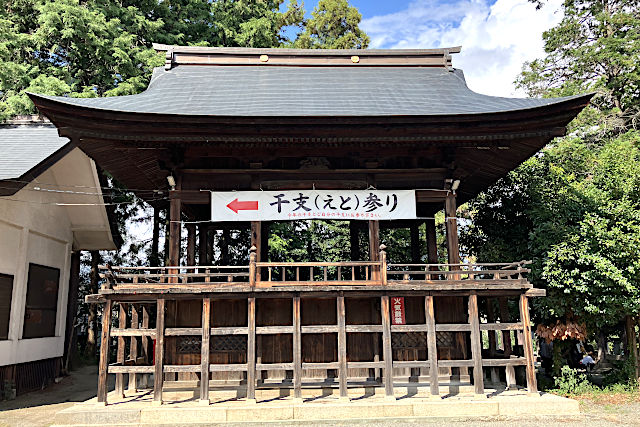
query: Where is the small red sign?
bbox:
[391,297,405,325]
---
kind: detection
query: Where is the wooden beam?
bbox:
[425,295,439,396]
[129,304,138,392]
[154,298,166,403]
[468,292,484,396]
[97,300,112,404]
[247,296,256,402]
[293,294,302,400]
[200,298,210,404]
[115,303,126,398]
[337,293,348,398]
[381,294,394,399]
[519,294,538,393]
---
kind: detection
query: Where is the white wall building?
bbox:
[0,119,115,395]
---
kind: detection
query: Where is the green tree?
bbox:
[0,0,307,120]
[293,0,369,49]
[464,0,640,332]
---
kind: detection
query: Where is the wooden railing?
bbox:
[99,247,531,291]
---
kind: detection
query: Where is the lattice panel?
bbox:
[436,331,454,347]
[177,337,201,354]
[391,332,426,349]
[211,336,247,352]
[176,336,247,354]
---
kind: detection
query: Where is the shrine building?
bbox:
[29,45,591,406]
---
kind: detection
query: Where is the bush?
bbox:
[554,365,595,395]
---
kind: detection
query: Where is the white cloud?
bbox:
[361,0,563,97]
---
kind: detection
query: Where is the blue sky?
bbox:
[295,0,564,97]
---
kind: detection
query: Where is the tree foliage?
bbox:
[464,0,640,330]
[293,0,369,49]
[0,0,369,121]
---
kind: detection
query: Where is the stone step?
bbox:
[52,391,580,426]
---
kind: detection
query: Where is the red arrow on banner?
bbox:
[226,198,259,214]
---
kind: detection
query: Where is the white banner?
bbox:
[211,190,416,222]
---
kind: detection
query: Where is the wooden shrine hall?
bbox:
[29,45,591,405]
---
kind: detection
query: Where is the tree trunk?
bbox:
[84,250,100,358]
[597,330,608,362]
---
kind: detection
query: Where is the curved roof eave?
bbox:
[28,91,593,125]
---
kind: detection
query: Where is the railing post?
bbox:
[381,294,395,400]
[200,298,211,405]
[247,295,257,403]
[153,298,165,405]
[129,304,138,392]
[293,293,302,401]
[115,303,126,398]
[249,246,257,288]
[425,295,439,397]
[379,244,388,286]
[97,299,112,405]
[337,292,348,399]
[468,292,485,397]
[519,294,538,394]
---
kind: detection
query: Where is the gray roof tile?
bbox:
[34,66,584,117]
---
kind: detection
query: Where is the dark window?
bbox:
[22,264,60,339]
[0,273,13,340]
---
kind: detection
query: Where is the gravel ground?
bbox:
[0,366,638,426]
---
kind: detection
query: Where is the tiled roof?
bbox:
[0,124,69,180]
[31,66,585,117]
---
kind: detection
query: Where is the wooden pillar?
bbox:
[251,222,261,281]
[337,293,348,399]
[200,298,211,404]
[350,221,359,261]
[129,304,138,392]
[63,250,81,374]
[186,224,196,267]
[97,300,112,404]
[381,294,394,399]
[486,299,500,384]
[169,188,182,277]
[369,220,380,281]
[115,303,126,398]
[468,292,484,396]
[198,224,208,268]
[425,218,438,265]
[247,295,256,402]
[141,304,151,388]
[519,294,538,393]
[220,229,230,265]
[293,294,302,400]
[410,222,420,263]
[154,298,166,404]
[425,295,439,396]
[260,222,269,263]
[444,192,460,266]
